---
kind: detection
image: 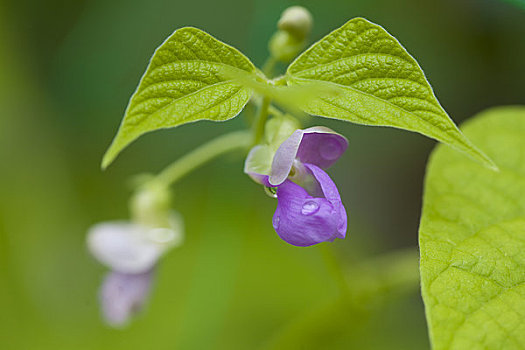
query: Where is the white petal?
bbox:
[87,222,163,273]
[269,130,303,186]
[159,211,184,248]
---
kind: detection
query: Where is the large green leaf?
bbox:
[102,27,257,168]
[419,106,525,349]
[287,18,495,169]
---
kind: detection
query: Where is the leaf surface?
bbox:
[102,27,256,168]
[419,106,525,349]
[287,18,495,169]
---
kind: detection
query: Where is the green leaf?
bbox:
[286,17,496,170]
[419,106,525,349]
[102,27,257,168]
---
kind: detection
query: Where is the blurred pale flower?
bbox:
[87,213,183,327]
[245,126,348,246]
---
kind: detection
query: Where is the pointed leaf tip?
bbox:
[101,27,257,167]
[287,17,496,170]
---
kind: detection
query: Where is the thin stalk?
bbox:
[262,56,278,78]
[253,96,271,145]
[268,105,285,118]
[153,130,252,188]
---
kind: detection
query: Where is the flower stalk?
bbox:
[152,130,252,188]
[253,96,272,146]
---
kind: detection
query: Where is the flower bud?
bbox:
[269,30,303,63]
[130,184,171,227]
[269,7,313,63]
[278,6,313,40]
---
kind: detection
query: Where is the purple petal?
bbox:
[304,163,347,237]
[100,270,154,327]
[270,127,347,186]
[297,127,348,169]
[245,174,272,187]
[247,173,270,186]
[273,164,347,246]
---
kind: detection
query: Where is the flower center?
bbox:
[288,159,307,183]
[287,160,321,196]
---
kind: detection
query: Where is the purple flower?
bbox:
[245,126,348,246]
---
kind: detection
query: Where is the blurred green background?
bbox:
[1,0,524,349]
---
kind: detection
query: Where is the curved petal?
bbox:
[273,165,347,246]
[87,218,182,274]
[100,270,153,327]
[269,130,303,186]
[304,163,347,238]
[270,127,348,186]
[297,127,348,169]
[244,145,273,184]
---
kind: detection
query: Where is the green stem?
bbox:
[153,130,252,188]
[268,105,284,118]
[253,96,271,145]
[262,56,278,78]
[271,75,287,86]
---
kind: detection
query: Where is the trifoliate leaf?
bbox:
[102,27,257,168]
[419,106,525,349]
[287,17,496,170]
